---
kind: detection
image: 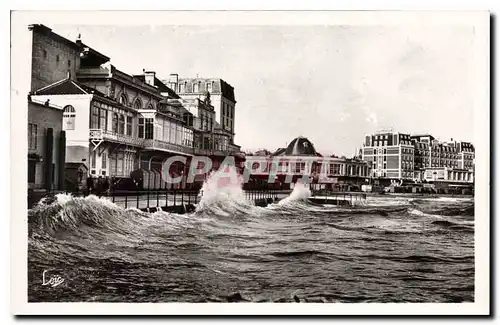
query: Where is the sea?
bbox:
[27,171,474,303]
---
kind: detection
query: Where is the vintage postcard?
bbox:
[10,10,490,315]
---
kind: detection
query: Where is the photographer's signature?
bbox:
[42,270,65,288]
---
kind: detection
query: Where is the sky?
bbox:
[51,23,477,156]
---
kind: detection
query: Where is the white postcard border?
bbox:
[10,10,490,316]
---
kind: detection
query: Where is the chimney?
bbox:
[169,73,179,91]
[144,71,156,86]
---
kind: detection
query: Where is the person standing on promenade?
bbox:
[86,175,94,196]
[102,177,110,196]
[96,176,103,197]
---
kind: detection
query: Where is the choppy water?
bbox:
[28,178,474,303]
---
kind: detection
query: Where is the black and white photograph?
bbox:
[10,10,490,316]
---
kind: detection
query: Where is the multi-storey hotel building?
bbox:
[361,130,414,180]
[362,130,475,184]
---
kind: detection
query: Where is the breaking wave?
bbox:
[28,173,475,303]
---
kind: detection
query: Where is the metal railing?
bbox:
[109,189,200,210]
[143,139,194,155]
[244,188,282,202]
[309,190,367,204]
[64,189,200,210]
[89,129,146,147]
[102,130,145,147]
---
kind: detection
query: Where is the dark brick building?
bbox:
[28,24,81,92]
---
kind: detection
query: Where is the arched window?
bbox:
[134,99,142,110]
[147,103,154,110]
[63,105,76,130]
[119,94,128,106]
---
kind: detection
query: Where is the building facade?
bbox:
[245,136,371,190]
[361,130,475,184]
[29,24,81,92]
[423,167,474,183]
[27,98,66,192]
[28,24,244,190]
[361,130,414,179]
[164,74,240,152]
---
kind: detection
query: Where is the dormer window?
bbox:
[134,99,142,110]
[119,94,128,106]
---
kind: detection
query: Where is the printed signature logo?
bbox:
[42,270,65,288]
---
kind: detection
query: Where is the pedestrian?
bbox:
[102,177,110,196]
[96,176,103,197]
[86,175,94,196]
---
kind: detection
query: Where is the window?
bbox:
[109,153,116,175]
[119,94,128,106]
[91,151,96,168]
[179,82,186,93]
[90,105,99,128]
[138,118,144,138]
[101,152,107,169]
[169,121,176,143]
[117,152,124,175]
[144,118,154,139]
[99,108,107,130]
[295,162,305,173]
[56,55,60,65]
[206,82,212,92]
[63,105,76,130]
[42,49,47,59]
[118,115,125,134]
[112,113,119,133]
[126,116,132,136]
[68,60,71,67]
[134,100,142,110]
[193,82,200,92]
[28,123,37,150]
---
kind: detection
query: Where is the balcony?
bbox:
[143,139,194,156]
[89,129,145,147]
[193,147,241,156]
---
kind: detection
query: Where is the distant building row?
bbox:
[361,130,474,184]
